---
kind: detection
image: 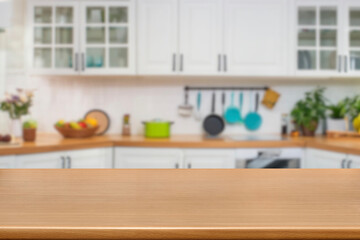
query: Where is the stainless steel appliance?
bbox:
[235,148,302,169]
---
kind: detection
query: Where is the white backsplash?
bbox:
[3,75,360,136]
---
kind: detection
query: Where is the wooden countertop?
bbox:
[1,133,360,156]
[1,169,360,240]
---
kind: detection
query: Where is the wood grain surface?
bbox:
[0,169,360,239]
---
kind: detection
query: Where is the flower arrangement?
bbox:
[0,89,34,119]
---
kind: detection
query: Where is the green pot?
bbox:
[142,120,173,138]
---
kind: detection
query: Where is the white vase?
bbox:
[10,118,22,138]
[326,118,346,132]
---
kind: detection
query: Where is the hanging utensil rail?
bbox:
[184,86,269,92]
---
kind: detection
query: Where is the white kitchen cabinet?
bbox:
[80,1,135,75]
[137,0,178,75]
[0,156,16,169]
[345,154,360,169]
[28,1,80,75]
[343,0,360,76]
[16,151,66,169]
[67,148,113,168]
[28,0,135,75]
[305,148,347,168]
[0,0,12,31]
[15,148,113,169]
[183,149,235,169]
[223,0,289,76]
[294,0,343,76]
[179,0,223,75]
[115,147,183,169]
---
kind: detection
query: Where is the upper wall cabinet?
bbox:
[294,0,342,76]
[138,0,288,76]
[138,0,222,75]
[179,0,223,75]
[27,0,135,75]
[137,0,178,75]
[223,0,289,76]
[293,0,360,77]
[343,0,360,75]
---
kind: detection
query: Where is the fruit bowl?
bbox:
[55,125,99,139]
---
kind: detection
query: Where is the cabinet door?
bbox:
[67,148,113,169]
[295,0,342,76]
[345,154,360,169]
[16,152,65,169]
[305,148,346,168]
[137,0,178,75]
[343,0,360,75]
[0,156,16,169]
[28,1,80,75]
[179,0,222,75]
[80,1,135,75]
[183,149,235,169]
[223,0,288,76]
[115,148,183,169]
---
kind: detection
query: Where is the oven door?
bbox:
[239,158,300,168]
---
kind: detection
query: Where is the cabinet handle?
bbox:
[61,156,66,169]
[338,55,342,72]
[180,54,184,72]
[172,53,176,72]
[187,163,191,169]
[75,53,79,72]
[344,55,348,73]
[218,54,222,72]
[67,156,72,169]
[81,53,85,72]
[347,160,352,169]
[341,159,346,168]
[223,54,227,72]
[175,163,179,169]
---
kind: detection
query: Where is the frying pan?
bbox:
[244,92,262,131]
[203,92,225,136]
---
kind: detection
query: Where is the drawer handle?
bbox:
[347,160,352,169]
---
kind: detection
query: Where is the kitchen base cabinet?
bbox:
[16,152,65,169]
[68,148,113,168]
[183,149,235,169]
[15,148,113,169]
[0,156,16,169]
[115,148,183,169]
[305,148,347,168]
[345,155,360,169]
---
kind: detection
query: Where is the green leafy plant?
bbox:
[345,95,360,120]
[23,120,37,129]
[291,87,327,132]
[327,100,348,119]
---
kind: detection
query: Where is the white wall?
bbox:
[3,1,360,136]
[4,74,359,135]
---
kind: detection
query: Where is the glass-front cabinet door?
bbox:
[29,1,79,74]
[80,1,135,75]
[295,0,342,76]
[344,0,360,75]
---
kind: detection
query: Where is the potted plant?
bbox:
[0,89,34,137]
[23,120,37,142]
[291,88,327,136]
[327,100,348,132]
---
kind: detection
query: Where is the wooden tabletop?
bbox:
[2,133,360,156]
[0,170,360,240]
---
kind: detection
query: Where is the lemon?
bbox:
[353,115,360,131]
